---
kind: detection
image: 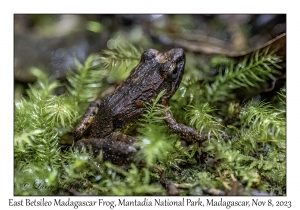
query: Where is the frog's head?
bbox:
[156,48,185,104]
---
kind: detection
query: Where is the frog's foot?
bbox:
[76,133,138,165]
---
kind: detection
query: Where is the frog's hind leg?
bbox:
[74,98,101,141]
[76,133,138,165]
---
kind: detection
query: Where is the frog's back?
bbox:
[106,60,163,126]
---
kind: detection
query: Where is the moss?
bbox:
[14,43,286,195]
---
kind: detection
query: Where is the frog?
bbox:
[74,48,208,165]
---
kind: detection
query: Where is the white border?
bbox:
[3,0,299,209]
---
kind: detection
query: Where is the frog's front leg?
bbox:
[74,98,101,141]
[76,132,138,165]
[163,110,213,143]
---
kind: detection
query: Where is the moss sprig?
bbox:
[101,43,140,70]
[66,54,107,103]
[239,100,285,141]
[203,49,282,102]
[185,103,224,138]
[135,90,177,166]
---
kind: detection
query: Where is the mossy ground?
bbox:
[14,43,286,196]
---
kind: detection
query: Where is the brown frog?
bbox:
[74,48,207,164]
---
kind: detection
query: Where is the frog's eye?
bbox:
[141,49,158,61]
[172,66,178,75]
[170,66,180,79]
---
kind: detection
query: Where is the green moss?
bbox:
[14,43,285,195]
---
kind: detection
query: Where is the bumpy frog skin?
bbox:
[74,48,206,164]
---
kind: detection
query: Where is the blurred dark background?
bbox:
[14,14,286,96]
